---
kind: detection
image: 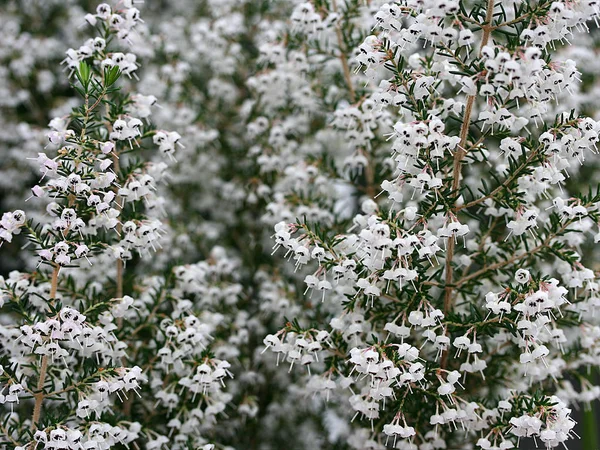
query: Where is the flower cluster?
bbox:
[256,0,600,448]
[3,0,600,449]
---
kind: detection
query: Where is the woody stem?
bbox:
[31,264,60,429]
[331,0,356,102]
[441,0,496,369]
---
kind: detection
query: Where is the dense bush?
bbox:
[1,1,600,449]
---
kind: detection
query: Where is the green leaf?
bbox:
[104,65,121,88]
[582,400,599,449]
[76,61,92,91]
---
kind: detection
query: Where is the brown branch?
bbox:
[331,0,356,102]
[31,264,60,429]
[443,0,496,313]
[441,0,496,370]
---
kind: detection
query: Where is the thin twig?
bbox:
[457,218,578,288]
[458,149,539,211]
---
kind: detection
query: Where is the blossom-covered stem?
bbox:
[443,0,496,315]
[31,264,60,429]
[110,121,124,300]
[112,148,126,418]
